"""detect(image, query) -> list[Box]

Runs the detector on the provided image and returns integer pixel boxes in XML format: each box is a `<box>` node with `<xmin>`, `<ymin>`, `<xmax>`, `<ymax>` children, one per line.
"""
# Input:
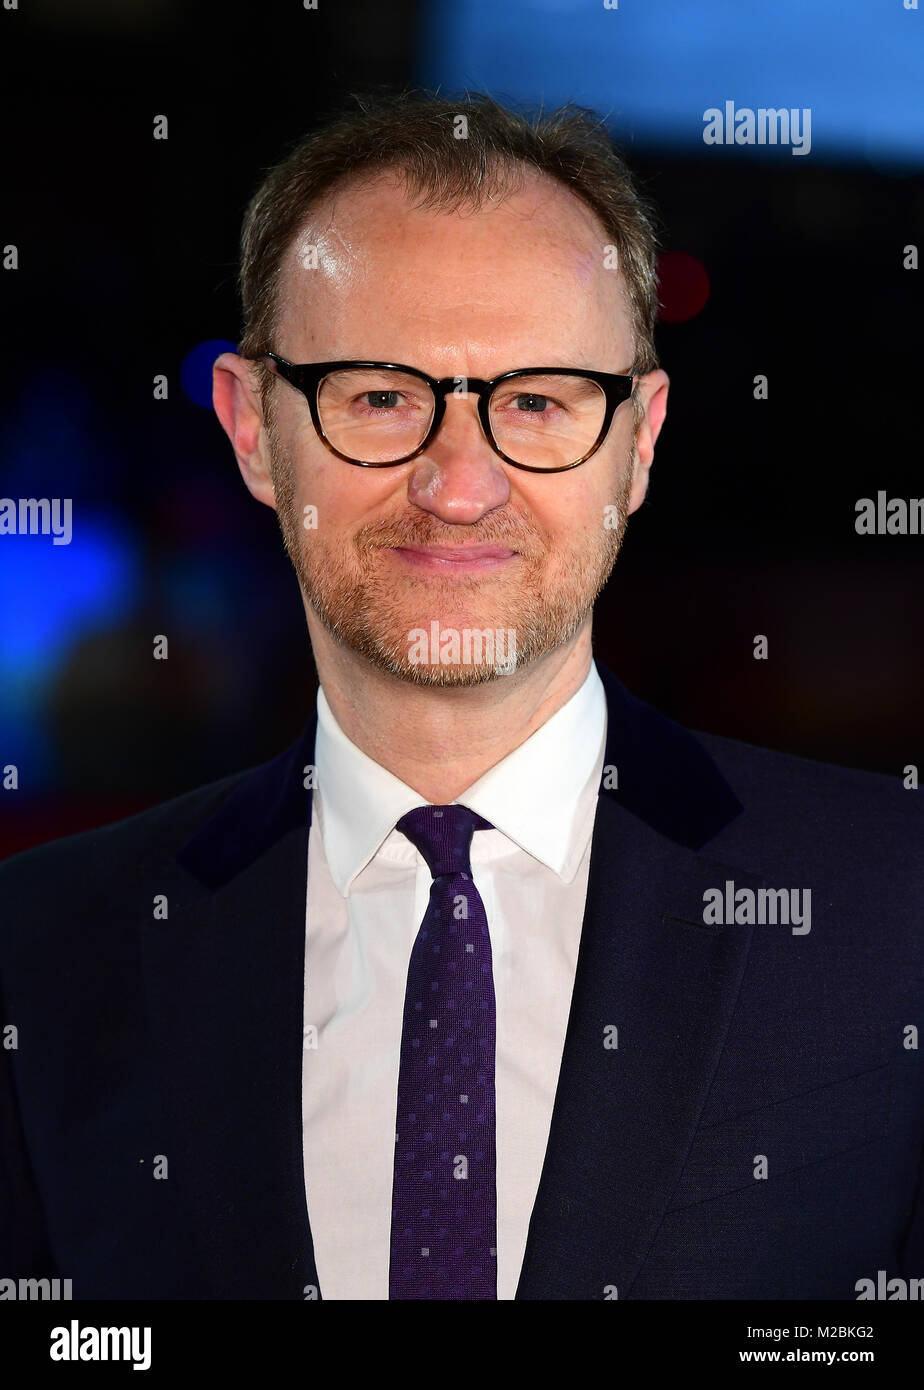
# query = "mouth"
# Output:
<box><xmin>387</xmin><ymin>544</ymin><xmax>518</xmax><ymax>573</ymax></box>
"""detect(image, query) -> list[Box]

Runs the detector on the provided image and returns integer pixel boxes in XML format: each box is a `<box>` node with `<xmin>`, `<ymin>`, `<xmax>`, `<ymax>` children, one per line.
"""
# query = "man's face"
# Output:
<box><xmin>236</xmin><ymin>170</ymin><xmax>665</xmax><ymax>686</ymax></box>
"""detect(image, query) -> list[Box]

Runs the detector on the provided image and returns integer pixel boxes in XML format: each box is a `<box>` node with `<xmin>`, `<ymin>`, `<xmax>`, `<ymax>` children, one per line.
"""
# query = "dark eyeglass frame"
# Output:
<box><xmin>251</xmin><ymin>351</ymin><xmax>637</xmax><ymax>474</ymax></box>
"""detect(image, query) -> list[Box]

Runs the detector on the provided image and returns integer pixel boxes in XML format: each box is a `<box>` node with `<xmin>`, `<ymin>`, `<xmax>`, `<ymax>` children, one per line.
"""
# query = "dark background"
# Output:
<box><xmin>0</xmin><ymin>0</ymin><xmax>921</xmax><ymax>858</ymax></box>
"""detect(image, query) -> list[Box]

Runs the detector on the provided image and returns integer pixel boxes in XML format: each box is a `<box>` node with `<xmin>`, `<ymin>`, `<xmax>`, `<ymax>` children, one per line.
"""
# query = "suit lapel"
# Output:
<box><xmin>516</xmin><ymin>662</ymin><xmax>760</xmax><ymax>1299</ymax></box>
<box><xmin>142</xmin><ymin>719</ymin><xmax>321</xmax><ymax>1298</ymax></box>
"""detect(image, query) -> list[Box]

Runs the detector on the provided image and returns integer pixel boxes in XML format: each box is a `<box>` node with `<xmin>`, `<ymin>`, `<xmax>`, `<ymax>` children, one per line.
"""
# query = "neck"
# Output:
<box><xmin>306</xmin><ymin>613</ymin><xmax>595</xmax><ymax>803</ymax></box>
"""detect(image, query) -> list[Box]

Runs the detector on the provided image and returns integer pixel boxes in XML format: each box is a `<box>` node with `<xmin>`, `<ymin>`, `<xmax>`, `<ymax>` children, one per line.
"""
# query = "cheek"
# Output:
<box><xmin>281</xmin><ymin>425</ymin><xmax>348</xmax><ymax>510</ymax></box>
<box><xmin>288</xmin><ymin>447</ymin><xmax>406</xmax><ymax>532</ymax></box>
<box><xmin>528</xmin><ymin>469</ymin><xmax>613</xmax><ymax>540</ymax></box>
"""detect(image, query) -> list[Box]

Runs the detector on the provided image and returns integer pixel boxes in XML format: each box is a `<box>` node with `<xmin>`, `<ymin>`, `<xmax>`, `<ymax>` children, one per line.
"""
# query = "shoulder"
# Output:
<box><xmin>696</xmin><ymin>726</ymin><xmax>920</xmax><ymax>824</ymax></box>
<box><xmin>694</xmin><ymin>726</ymin><xmax>922</xmax><ymax>898</ymax></box>
<box><xmin>0</xmin><ymin>767</ymin><xmax>251</xmax><ymax>920</ymax></box>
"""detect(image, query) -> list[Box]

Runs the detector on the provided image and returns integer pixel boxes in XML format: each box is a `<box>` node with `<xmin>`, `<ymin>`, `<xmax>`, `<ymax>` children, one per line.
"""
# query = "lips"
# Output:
<box><xmin>394</xmin><ymin>545</ymin><xmax>516</xmax><ymax>561</ymax></box>
<box><xmin>386</xmin><ymin>543</ymin><xmax>518</xmax><ymax>573</ymax></box>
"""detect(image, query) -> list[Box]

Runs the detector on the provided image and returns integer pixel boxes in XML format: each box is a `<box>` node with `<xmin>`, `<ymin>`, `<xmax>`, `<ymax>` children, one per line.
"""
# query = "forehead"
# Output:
<box><xmin>275</xmin><ymin>168</ymin><xmax>633</xmax><ymax>368</ymax></box>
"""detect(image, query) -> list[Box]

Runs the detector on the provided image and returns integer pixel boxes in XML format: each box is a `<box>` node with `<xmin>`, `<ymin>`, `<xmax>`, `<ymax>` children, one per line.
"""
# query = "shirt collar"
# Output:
<box><xmin>314</xmin><ymin>661</ymin><xmax>607</xmax><ymax>895</ymax></box>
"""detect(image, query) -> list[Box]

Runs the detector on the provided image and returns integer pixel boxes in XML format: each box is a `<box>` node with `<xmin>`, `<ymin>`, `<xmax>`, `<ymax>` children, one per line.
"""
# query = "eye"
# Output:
<box><xmin>514</xmin><ymin>393</ymin><xmax>550</xmax><ymax>413</ymax></box>
<box><xmin>493</xmin><ymin>389</ymin><xmax>565</xmax><ymax>417</ymax></box>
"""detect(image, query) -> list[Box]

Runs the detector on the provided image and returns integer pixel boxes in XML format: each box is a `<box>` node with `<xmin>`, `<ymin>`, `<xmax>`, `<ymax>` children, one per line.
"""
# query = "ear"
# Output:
<box><xmin>627</xmin><ymin>368</ymin><xmax>669</xmax><ymax>512</ymax></box>
<box><xmin>212</xmin><ymin>352</ymin><xmax>278</xmax><ymax>510</ymax></box>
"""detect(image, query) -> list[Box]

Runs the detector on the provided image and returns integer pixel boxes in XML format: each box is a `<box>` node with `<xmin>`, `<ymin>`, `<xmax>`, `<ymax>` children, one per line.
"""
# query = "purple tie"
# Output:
<box><xmin>389</xmin><ymin>804</ymin><xmax>497</xmax><ymax>1300</ymax></box>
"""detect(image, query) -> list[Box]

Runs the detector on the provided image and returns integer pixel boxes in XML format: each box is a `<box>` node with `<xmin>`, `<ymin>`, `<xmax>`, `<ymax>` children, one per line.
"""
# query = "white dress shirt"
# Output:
<box><xmin>301</xmin><ymin>661</ymin><xmax>608</xmax><ymax>1299</ymax></box>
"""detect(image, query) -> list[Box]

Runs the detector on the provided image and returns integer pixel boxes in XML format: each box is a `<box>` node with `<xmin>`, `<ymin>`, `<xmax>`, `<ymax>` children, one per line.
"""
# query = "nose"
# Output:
<box><xmin>406</xmin><ymin>392</ymin><xmax>511</xmax><ymax>525</ymax></box>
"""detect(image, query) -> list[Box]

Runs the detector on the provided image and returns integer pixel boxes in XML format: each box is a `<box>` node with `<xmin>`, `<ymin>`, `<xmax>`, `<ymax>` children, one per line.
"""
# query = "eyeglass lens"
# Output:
<box><xmin>316</xmin><ymin>368</ymin><xmax>608</xmax><ymax>467</ymax></box>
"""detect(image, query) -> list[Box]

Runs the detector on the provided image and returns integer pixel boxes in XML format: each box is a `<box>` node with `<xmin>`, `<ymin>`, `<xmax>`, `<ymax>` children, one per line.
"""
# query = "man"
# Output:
<box><xmin>1</xmin><ymin>92</ymin><xmax>921</xmax><ymax>1302</ymax></box>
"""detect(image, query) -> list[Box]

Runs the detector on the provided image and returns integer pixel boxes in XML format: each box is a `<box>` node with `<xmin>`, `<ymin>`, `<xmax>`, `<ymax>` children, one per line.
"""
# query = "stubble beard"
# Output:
<box><xmin>266</xmin><ymin>412</ymin><xmax>635</xmax><ymax>687</ymax></box>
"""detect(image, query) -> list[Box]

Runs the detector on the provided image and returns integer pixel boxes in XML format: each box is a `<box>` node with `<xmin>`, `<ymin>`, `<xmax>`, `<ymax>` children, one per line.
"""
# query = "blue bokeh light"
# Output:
<box><xmin>420</xmin><ymin>0</ymin><xmax>924</xmax><ymax>168</ymax></box>
<box><xmin>0</xmin><ymin>517</ymin><xmax>140</xmax><ymax>682</ymax></box>
<box><xmin>180</xmin><ymin>339</ymin><xmax>238</xmax><ymax>410</ymax></box>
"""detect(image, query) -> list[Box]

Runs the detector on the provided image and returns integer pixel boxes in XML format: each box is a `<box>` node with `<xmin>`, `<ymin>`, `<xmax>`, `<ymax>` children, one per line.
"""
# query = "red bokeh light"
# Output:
<box><xmin>656</xmin><ymin>250</ymin><xmax>711</xmax><ymax>323</ymax></box>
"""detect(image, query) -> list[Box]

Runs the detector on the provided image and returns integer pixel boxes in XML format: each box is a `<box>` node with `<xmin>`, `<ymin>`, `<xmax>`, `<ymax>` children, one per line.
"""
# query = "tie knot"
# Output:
<box><xmin>396</xmin><ymin>804</ymin><xmax>493</xmax><ymax>880</ymax></box>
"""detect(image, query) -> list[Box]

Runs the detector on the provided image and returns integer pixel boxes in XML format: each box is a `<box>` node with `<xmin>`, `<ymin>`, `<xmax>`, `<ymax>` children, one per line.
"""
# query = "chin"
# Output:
<box><xmin>371</xmin><ymin>655</ymin><xmax>519</xmax><ymax>688</ymax></box>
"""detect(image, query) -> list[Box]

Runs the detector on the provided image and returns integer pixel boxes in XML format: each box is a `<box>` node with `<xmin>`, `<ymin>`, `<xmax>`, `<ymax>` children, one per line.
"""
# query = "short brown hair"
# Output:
<box><xmin>237</xmin><ymin>88</ymin><xmax>661</xmax><ymax>420</ymax></box>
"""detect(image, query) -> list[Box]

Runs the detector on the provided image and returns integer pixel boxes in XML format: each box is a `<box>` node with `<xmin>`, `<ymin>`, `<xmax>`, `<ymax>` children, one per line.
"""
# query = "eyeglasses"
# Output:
<box><xmin>251</xmin><ymin>352</ymin><xmax>637</xmax><ymax>473</ymax></box>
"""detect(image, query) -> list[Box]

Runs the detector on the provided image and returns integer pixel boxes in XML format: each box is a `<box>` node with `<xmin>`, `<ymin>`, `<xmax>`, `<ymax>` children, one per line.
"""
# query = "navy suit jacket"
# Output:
<box><xmin>1</xmin><ymin>661</ymin><xmax>922</xmax><ymax>1299</ymax></box>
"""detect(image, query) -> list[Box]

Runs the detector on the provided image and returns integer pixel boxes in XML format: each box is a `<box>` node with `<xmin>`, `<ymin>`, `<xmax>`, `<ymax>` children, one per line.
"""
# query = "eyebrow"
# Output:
<box><xmin>315</xmin><ymin>356</ymin><xmax>614</xmax><ymax>373</ymax></box>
